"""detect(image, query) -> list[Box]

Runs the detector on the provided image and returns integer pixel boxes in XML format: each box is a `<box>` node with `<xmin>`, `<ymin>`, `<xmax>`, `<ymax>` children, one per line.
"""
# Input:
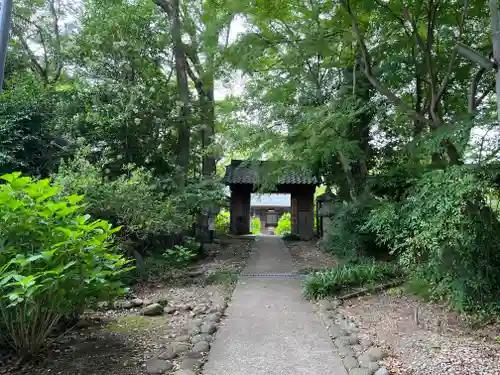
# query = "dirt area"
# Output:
<box><xmin>292</xmin><ymin>241</ymin><xmax>500</xmax><ymax>375</ymax></box>
<box><xmin>338</xmin><ymin>292</ymin><xmax>500</xmax><ymax>375</ymax></box>
<box><xmin>284</xmin><ymin>239</ymin><xmax>337</xmax><ymax>273</ymax></box>
<box><xmin>4</xmin><ymin>236</ymin><xmax>253</xmax><ymax>375</ymax></box>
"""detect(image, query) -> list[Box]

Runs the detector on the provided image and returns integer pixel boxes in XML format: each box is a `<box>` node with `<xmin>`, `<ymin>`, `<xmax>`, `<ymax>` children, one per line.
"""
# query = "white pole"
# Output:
<box><xmin>0</xmin><ymin>0</ymin><xmax>14</xmax><ymax>93</ymax></box>
<box><xmin>490</xmin><ymin>0</ymin><xmax>500</xmax><ymax>123</ymax></box>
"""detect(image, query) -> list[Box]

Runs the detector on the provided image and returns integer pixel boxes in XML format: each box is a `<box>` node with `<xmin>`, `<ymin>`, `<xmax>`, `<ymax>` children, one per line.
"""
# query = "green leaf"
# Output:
<box><xmin>1</xmin><ymin>172</ymin><xmax>22</xmax><ymax>183</ymax></box>
<box><xmin>66</xmin><ymin>194</ymin><xmax>84</xmax><ymax>204</ymax></box>
<box><xmin>55</xmin><ymin>227</ymin><xmax>73</xmax><ymax>237</ymax></box>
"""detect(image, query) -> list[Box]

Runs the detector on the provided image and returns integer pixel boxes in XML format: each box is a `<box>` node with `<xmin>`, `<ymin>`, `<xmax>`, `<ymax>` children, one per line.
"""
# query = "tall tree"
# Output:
<box><xmin>10</xmin><ymin>0</ymin><xmax>74</xmax><ymax>84</ymax></box>
<box><xmin>172</xmin><ymin>0</ymin><xmax>235</xmax><ymax>178</ymax></box>
<box><xmin>340</xmin><ymin>0</ymin><xmax>495</xmax><ymax>165</ymax></box>
<box><xmin>156</xmin><ymin>0</ymin><xmax>191</xmax><ymax>186</ymax></box>
<box><xmin>220</xmin><ymin>0</ymin><xmax>376</xmax><ymax>197</ymax></box>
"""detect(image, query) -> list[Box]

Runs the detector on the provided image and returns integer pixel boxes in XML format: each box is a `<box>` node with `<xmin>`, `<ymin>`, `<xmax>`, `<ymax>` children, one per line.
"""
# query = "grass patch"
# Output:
<box><xmin>204</xmin><ymin>270</ymin><xmax>238</xmax><ymax>285</ymax></box>
<box><xmin>302</xmin><ymin>261</ymin><xmax>404</xmax><ymax>299</ymax></box>
<box><xmin>297</xmin><ymin>266</ymin><xmax>324</xmax><ymax>275</ymax></box>
<box><xmin>107</xmin><ymin>315</ymin><xmax>157</xmax><ymax>333</ymax></box>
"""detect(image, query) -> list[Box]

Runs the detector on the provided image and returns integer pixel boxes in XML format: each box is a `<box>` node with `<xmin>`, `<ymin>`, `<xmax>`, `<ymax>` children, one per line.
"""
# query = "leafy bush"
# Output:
<box><xmin>365</xmin><ymin>166</ymin><xmax>500</xmax><ymax>312</ymax></box>
<box><xmin>275</xmin><ymin>212</ymin><xmax>291</xmax><ymax>235</ymax></box>
<box><xmin>174</xmin><ymin>178</ymin><xmax>226</xmax><ymax>219</ymax></box>
<box><xmin>250</xmin><ymin>217</ymin><xmax>261</xmax><ymax>234</ymax></box>
<box><xmin>215</xmin><ymin>210</ymin><xmax>230</xmax><ymax>233</ymax></box>
<box><xmin>0</xmin><ymin>76</ymin><xmax>69</xmax><ymax>177</ymax></box>
<box><xmin>164</xmin><ymin>245</ymin><xmax>197</xmax><ymax>267</ymax></box>
<box><xmin>303</xmin><ymin>261</ymin><xmax>404</xmax><ymax>299</ymax></box>
<box><xmin>323</xmin><ymin>194</ymin><xmax>385</xmax><ymax>260</ymax></box>
<box><xmin>53</xmin><ymin>154</ymin><xmax>191</xmax><ymax>250</ymax></box>
<box><xmin>142</xmin><ymin>244</ymin><xmax>197</xmax><ymax>282</ymax></box>
<box><xmin>0</xmin><ymin>173</ymin><xmax>131</xmax><ymax>355</ymax></box>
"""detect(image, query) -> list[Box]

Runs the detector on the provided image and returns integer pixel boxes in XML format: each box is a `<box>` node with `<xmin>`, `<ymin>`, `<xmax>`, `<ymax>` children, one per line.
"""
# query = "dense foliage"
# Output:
<box><xmin>0</xmin><ymin>173</ymin><xmax>131</xmax><ymax>355</ymax></box>
<box><xmin>217</xmin><ymin>0</ymin><xmax>500</xmax><ymax>314</ymax></box>
<box><xmin>322</xmin><ymin>195</ymin><xmax>381</xmax><ymax>260</ymax></box>
<box><xmin>250</xmin><ymin>217</ymin><xmax>261</xmax><ymax>234</ymax></box>
<box><xmin>365</xmin><ymin>166</ymin><xmax>500</xmax><ymax>311</ymax></box>
<box><xmin>215</xmin><ymin>210</ymin><xmax>231</xmax><ymax>233</ymax></box>
<box><xmin>275</xmin><ymin>212</ymin><xmax>291</xmax><ymax>236</ymax></box>
<box><xmin>54</xmin><ymin>154</ymin><xmax>189</xmax><ymax>252</ymax></box>
<box><xmin>0</xmin><ymin>0</ymin><xmax>232</xmax><ymax>355</ymax></box>
<box><xmin>3</xmin><ymin>2</ymin><xmax>500</xmax><ymax>355</ymax></box>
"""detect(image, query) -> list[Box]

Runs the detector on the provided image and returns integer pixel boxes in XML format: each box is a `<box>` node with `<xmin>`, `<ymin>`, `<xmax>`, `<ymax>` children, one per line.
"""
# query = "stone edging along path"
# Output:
<box><xmin>144</xmin><ymin>300</ymin><xmax>228</xmax><ymax>375</ymax></box>
<box><xmin>316</xmin><ymin>299</ymin><xmax>390</xmax><ymax>375</ymax></box>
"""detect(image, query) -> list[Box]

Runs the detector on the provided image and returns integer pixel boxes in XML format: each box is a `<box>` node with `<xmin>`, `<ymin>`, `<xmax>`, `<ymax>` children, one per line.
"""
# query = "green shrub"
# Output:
<box><xmin>140</xmin><ymin>249</ymin><xmax>195</xmax><ymax>282</ymax></box>
<box><xmin>365</xmin><ymin>166</ymin><xmax>500</xmax><ymax>312</ymax></box>
<box><xmin>250</xmin><ymin>217</ymin><xmax>261</xmax><ymax>234</ymax></box>
<box><xmin>215</xmin><ymin>210</ymin><xmax>230</xmax><ymax>233</ymax></box>
<box><xmin>53</xmin><ymin>154</ymin><xmax>191</xmax><ymax>249</ymax></box>
<box><xmin>0</xmin><ymin>173</ymin><xmax>132</xmax><ymax>356</ymax></box>
<box><xmin>128</xmin><ymin>235</ymin><xmax>200</xmax><ymax>282</ymax></box>
<box><xmin>323</xmin><ymin>194</ymin><xmax>385</xmax><ymax>260</ymax></box>
<box><xmin>303</xmin><ymin>261</ymin><xmax>404</xmax><ymax>299</ymax></box>
<box><xmin>275</xmin><ymin>212</ymin><xmax>291</xmax><ymax>236</ymax></box>
<box><xmin>0</xmin><ymin>76</ymin><xmax>68</xmax><ymax>177</ymax></box>
<box><xmin>164</xmin><ymin>245</ymin><xmax>197</xmax><ymax>267</ymax></box>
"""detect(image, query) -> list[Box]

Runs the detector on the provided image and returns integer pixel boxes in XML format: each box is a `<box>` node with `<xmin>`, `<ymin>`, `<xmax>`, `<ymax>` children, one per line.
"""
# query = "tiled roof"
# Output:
<box><xmin>223</xmin><ymin>160</ymin><xmax>318</xmax><ymax>185</ymax></box>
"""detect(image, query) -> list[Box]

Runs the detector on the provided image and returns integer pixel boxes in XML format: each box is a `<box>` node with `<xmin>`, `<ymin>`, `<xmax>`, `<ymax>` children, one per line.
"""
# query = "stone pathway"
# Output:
<box><xmin>202</xmin><ymin>236</ymin><xmax>347</xmax><ymax>375</ymax></box>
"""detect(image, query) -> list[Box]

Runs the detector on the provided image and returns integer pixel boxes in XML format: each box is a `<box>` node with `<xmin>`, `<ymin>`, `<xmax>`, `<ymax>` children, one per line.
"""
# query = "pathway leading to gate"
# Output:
<box><xmin>203</xmin><ymin>236</ymin><xmax>347</xmax><ymax>375</ymax></box>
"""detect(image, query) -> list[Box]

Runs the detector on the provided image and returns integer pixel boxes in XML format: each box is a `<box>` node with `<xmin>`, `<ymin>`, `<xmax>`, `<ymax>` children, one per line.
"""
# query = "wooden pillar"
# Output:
<box><xmin>291</xmin><ymin>194</ymin><xmax>298</xmax><ymax>236</ymax></box>
<box><xmin>292</xmin><ymin>186</ymin><xmax>315</xmax><ymax>240</ymax></box>
<box><xmin>230</xmin><ymin>185</ymin><xmax>251</xmax><ymax>234</ymax></box>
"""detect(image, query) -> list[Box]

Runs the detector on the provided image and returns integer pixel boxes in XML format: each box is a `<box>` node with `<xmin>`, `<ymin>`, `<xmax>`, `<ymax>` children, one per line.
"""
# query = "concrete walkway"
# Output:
<box><xmin>203</xmin><ymin>236</ymin><xmax>347</xmax><ymax>375</ymax></box>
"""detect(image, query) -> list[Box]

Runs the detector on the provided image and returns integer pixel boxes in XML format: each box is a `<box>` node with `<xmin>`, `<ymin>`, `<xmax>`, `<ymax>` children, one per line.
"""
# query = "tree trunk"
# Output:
<box><xmin>413</xmin><ymin>45</ymin><xmax>424</xmax><ymax>137</ymax></box>
<box><xmin>339</xmin><ymin>64</ymin><xmax>372</xmax><ymax>199</ymax></box>
<box><xmin>201</xmin><ymin>83</ymin><xmax>216</xmax><ymax>177</ymax></box>
<box><xmin>158</xmin><ymin>0</ymin><xmax>190</xmax><ymax>186</ymax></box>
<box><xmin>490</xmin><ymin>0</ymin><xmax>500</xmax><ymax>124</ymax></box>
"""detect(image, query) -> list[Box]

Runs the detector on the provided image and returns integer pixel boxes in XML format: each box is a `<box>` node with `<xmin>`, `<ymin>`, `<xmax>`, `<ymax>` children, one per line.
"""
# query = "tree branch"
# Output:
<box><xmin>249</xmin><ymin>30</ymin><xmax>342</xmax><ymax>47</ymax></box>
<box><xmin>183</xmin><ymin>43</ymin><xmax>204</xmax><ymax>77</ymax></box>
<box><xmin>11</xmin><ymin>25</ymin><xmax>48</xmax><ymax>83</ymax></box>
<box><xmin>341</xmin><ymin>0</ymin><xmax>432</xmax><ymax>126</ymax></box>
<box><xmin>48</xmin><ymin>0</ymin><xmax>63</xmax><ymax>83</ymax></box>
<box><xmin>155</xmin><ymin>0</ymin><xmax>173</xmax><ymax>17</ymax></box>
<box><xmin>468</xmin><ymin>67</ymin><xmax>486</xmax><ymax>113</ymax></box>
<box><xmin>475</xmin><ymin>81</ymin><xmax>495</xmax><ymax>109</ymax></box>
<box><xmin>404</xmin><ymin>7</ymin><xmax>434</xmax><ymax>87</ymax></box>
<box><xmin>433</xmin><ymin>0</ymin><xmax>469</xmax><ymax>110</ymax></box>
<box><xmin>372</xmin><ymin>0</ymin><xmax>412</xmax><ymax>38</ymax></box>
<box><xmin>185</xmin><ymin>59</ymin><xmax>204</xmax><ymax>95</ymax></box>
<box><xmin>224</xmin><ymin>21</ymin><xmax>232</xmax><ymax>49</ymax></box>
<box><xmin>404</xmin><ymin>6</ymin><xmax>439</xmax><ymax>125</ymax></box>
<box><xmin>457</xmin><ymin>43</ymin><xmax>496</xmax><ymax>69</ymax></box>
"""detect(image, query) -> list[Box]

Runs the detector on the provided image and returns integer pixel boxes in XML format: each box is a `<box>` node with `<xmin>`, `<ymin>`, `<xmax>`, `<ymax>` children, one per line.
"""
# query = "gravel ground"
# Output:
<box><xmin>4</xmin><ymin>237</ymin><xmax>253</xmax><ymax>375</ymax></box>
<box><xmin>337</xmin><ymin>293</ymin><xmax>500</xmax><ymax>375</ymax></box>
<box><xmin>284</xmin><ymin>239</ymin><xmax>337</xmax><ymax>272</ymax></box>
<box><xmin>287</xmin><ymin>240</ymin><xmax>499</xmax><ymax>375</ymax></box>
